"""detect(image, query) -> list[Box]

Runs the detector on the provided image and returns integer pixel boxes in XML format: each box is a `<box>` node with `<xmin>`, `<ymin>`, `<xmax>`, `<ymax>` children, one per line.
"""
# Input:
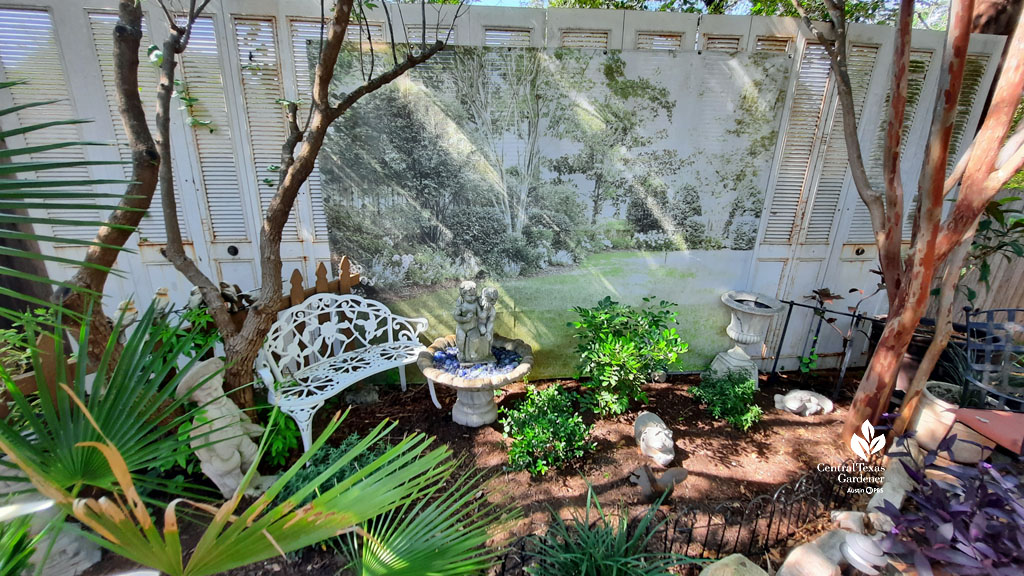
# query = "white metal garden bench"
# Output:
<box><xmin>256</xmin><ymin>292</ymin><xmax>428</xmax><ymax>452</ymax></box>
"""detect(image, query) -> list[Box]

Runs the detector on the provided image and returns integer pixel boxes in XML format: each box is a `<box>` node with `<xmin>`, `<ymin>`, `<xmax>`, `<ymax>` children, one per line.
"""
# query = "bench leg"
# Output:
<box><xmin>281</xmin><ymin>402</ymin><xmax>322</xmax><ymax>455</ymax></box>
<box><xmin>428</xmin><ymin>379</ymin><xmax>442</xmax><ymax>410</ymax></box>
<box><xmin>399</xmin><ymin>364</ymin><xmax>408</xmax><ymax>392</ymax></box>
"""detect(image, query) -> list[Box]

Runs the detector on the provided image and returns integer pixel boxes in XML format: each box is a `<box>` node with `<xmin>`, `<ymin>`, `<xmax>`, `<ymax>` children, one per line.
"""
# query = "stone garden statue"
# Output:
<box><xmin>176</xmin><ymin>358</ymin><xmax>273</xmax><ymax>498</ymax></box>
<box><xmin>634</xmin><ymin>411</ymin><xmax>675</xmax><ymax>467</ymax></box>
<box><xmin>454</xmin><ymin>281</ymin><xmax>479</xmax><ymax>364</ymax></box>
<box><xmin>453</xmin><ymin>281</ymin><xmax>497</xmax><ymax>365</ymax></box>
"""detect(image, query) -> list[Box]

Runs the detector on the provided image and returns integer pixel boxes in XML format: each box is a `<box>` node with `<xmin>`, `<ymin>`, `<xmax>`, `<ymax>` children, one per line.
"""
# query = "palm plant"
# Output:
<box><xmin>0</xmin><ymin>303</ymin><xmax>222</xmax><ymax>497</ymax></box>
<box><xmin>0</xmin><ymin>80</ymin><xmax>132</xmax><ymax>327</ymax></box>
<box><xmin>346</xmin><ymin>469</ymin><xmax>518</xmax><ymax>576</ymax></box>
<box><xmin>527</xmin><ymin>485</ymin><xmax>702</xmax><ymax>576</ymax></box>
<box><xmin>1</xmin><ymin>394</ymin><xmax>513</xmax><ymax>576</ymax></box>
<box><xmin>0</xmin><ymin>515</ymin><xmax>40</xmax><ymax>576</ymax></box>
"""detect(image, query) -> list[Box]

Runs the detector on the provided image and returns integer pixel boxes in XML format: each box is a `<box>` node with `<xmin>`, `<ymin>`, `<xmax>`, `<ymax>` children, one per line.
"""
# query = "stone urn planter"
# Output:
<box><xmin>907</xmin><ymin>381</ymin><xmax>997</xmax><ymax>463</ymax></box>
<box><xmin>416</xmin><ymin>334</ymin><xmax>533</xmax><ymax>427</ymax></box>
<box><xmin>710</xmin><ymin>290</ymin><xmax>785</xmax><ymax>383</ymax></box>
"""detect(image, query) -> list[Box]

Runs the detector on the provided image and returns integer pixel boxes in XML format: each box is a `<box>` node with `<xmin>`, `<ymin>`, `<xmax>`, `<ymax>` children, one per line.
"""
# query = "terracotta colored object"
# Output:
<box><xmin>416</xmin><ymin>334</ymin><xmax>533</xmax><ymax>427</ymax></box>
<box><xmin>952</xmin><ymin>408</ymin><xmax>1024</xmax><ymax>455</ymax></box>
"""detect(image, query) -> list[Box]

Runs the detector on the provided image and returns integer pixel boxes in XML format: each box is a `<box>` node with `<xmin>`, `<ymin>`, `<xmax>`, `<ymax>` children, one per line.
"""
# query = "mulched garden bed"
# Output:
<box><xmin>85</xmin><ymin>370</ymin><xmax>857</xmax><ymax>576</ymax></box>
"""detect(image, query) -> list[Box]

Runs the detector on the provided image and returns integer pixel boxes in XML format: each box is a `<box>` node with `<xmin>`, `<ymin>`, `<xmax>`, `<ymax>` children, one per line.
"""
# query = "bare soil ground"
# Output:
<box><xmin>85</xmin><ymin>370</ymin><xmax>857</xmax><ymax>576</ymax></box>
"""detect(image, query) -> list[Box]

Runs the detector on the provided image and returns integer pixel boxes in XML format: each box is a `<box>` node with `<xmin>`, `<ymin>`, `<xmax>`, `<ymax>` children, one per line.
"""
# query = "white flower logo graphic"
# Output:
<box><xmin>850</xmin><ymin>419</ymin><xmax>886</xmax><ymax>461</ymax></box>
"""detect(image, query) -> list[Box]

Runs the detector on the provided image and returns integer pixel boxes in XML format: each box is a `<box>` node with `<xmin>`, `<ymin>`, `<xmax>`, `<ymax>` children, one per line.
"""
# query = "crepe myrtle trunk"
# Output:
<box><xmin>788</xmin><ymin>0</ymin><xmax>1024</xmax><ymax>443</ymax></box>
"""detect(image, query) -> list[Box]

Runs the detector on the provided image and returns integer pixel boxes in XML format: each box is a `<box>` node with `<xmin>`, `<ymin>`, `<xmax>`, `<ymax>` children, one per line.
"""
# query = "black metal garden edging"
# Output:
<box><xmin>496</xmin><ymin>457</ymin><xmax>881</xmax><ymax>575</ymax></box>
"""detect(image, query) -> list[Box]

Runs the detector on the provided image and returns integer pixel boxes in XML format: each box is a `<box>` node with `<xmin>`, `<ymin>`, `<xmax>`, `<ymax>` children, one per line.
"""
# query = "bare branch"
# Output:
<box><xmin>876</xmin><ymin>0</ymin><xmax>916</xmax><ymax>301</ymax></box>
<box><xmin>892</xmin><ymin>238</ymin><xmax>971</xmax><ymax>436</ymax></box>
<box><xmin>154</xmin><ymin>0</ymin><xmax>182</xmax><ymax>34</ymax></box>
<box><xmin>329</xmin><ymin>40</ymin><xmax>446</xmax><ymax>120</ymax></box>
<box><xmin>944</xmin><ymin>139</ymin><xmax>974</xmax><ymax>195</ymax></box>
<box><xmin>153</xmin><ymin>2</ymin><xmax>235</xmax><ymax>336</ymax></box>
<box><xmin>381</xmin><ymin>1</ymin><xmax>399</xmax><ymax>66</ymax></box>
<box><xmin>914</xmin><ymin>0</ymin><xmax>974</xmax><ymax>261</ymax></box>
<box><xmin>279</xmin><ymin>103</ymin><xmax>303</xmax><ymax>183</ymax></box>
<box><xmin>312</xmin><ymin>0</ymin><xmax>356</xmax><ymax>110</ymax></box>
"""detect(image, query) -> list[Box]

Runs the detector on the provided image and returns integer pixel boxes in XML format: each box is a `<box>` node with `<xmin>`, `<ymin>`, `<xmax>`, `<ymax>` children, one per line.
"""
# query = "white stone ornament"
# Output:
<box><xmin>177</xmin><ymin>358</ymin><xmax>272</xmax><ymax>499</ymax></box>
<box><xmin>634</xmin><ymin>411</ymin><xmax>675</xmax><ymax>467</ymax></box>
<box><xmin>710</xmin><ymin>291</ymin><xmax>785</xmax><ymax>386</ymax></box>
<box><xmin>773</xmin><ymin>389</ymin><xmax>835</xmax><ymax>416</ymax></box>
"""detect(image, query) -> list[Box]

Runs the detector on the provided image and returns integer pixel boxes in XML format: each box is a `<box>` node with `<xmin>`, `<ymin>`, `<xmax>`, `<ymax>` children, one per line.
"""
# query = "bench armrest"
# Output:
<box><xmin>391</xmin><ymin>314</ymin><xmax>429</xmax><ymax>341</ymax></box>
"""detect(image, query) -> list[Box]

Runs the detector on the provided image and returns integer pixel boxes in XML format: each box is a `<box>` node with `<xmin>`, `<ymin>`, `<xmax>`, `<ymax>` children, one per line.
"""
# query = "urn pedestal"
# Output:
<box><xmin>710</xmin><ymin>290</ymin><xmax>785</xmax><ymax>385</ymax></box>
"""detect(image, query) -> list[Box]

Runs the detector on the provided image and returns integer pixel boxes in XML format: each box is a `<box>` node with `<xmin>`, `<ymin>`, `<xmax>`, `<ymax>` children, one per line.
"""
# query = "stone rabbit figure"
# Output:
<box><xmin>634</xmin><ymin>411</ymin><xmax>675</xmax><ymax>467</ymax></box>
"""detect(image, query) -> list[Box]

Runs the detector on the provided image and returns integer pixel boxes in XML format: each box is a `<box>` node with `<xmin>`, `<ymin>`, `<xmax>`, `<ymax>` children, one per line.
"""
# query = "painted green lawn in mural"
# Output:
<box><xmin>388</xmin><ymin>250</ymin><xmax>738</xmax><ymax>377</ymax></box>
<box><xmin>316</xmin><ymin>44</ymin><xmax>792</xmax><ymax>377</ymax></box>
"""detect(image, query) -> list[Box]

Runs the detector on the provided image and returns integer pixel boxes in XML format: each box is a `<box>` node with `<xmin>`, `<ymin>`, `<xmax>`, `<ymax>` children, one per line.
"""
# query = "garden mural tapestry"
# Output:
<box><xmin>317</xmin><ymin>45</ymin><xmax>792</xmax><ymax>376</ymax></box>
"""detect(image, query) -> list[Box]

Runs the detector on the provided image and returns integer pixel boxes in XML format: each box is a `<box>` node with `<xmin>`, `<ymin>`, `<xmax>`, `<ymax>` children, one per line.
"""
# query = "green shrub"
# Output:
<box><xmin>569</xmin><ymin>297</ymin><xmax>688</xmax><ymax>416</ymax></box>
<box><xmin>279</xmin><ymin>433</ymin><xmax>394</xmax><ymax>506</ymax></box>
<box><xmin>691</xmin><ymin>370</ymin><xmax>763</xmax><ymax>432</ymax></box>
<box><xmin>500</xmin><ymin>385</ymin><xmax>595</xmax><ymax>476</ymax></box>
<box><xmin>258</xmin><ymin>404</ymin><xmax>303</xmax><ymax>470</ymax></box>
<box><xmin>527</xmin><ymin>485</ymin><xmax>703</xmax><ymax>576</ymax></box>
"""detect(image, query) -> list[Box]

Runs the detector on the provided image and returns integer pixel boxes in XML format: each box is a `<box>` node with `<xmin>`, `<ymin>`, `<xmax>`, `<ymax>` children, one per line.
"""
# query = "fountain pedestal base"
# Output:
<box><xmin>710</xmin><ymin>345</ymin><xmax>759</xmax><ymax>386</ymax></box>
<box><xmin>452</xmin><ymin>389</ymin><xmax>499</xmax><ymax>427</ymax></box>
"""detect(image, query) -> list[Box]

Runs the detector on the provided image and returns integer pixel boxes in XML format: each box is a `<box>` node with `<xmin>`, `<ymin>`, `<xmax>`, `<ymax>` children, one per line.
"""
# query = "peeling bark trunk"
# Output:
<box><xmin>60</xmin><ymin>1</ymin><xmax>160</xmax><ymax>365</ymax></box>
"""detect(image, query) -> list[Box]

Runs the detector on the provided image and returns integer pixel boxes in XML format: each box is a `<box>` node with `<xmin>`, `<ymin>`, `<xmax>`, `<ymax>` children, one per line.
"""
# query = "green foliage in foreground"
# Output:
<box><xmin>500</xmin><ymin>385</ymin><xmax>595</xmax><ymax>476</ymax></box>
<box><xmin>1</xmin><ymin>401</ymin><xmax>515</xmax><ymax>576</ymax></box>
<box><xmin>0</xmin><ymin>80</ymin><xmax>132</xmax><ymax>325</ymax></box>
<box><xmin>570</xmin><ymin>296</ymin><xmax>688</xmax><ymax>416</ymax></box>
<box><xmin>0</xmin><ymin>304</ymin><xmax>221</xmax><ymax>497</ymax></box>
<box><xmin>0</xmin><ymin>515</ymin><xmax>40</xmax><ymax>576</ymax></box>
<box><xmin>692</xmin><ymin>370</ymin><xmax>763</xmax><ymax>432</ymax></box>
<box><xmin>526</xmin><ymin>485</ymin><xmax>704</xmax><ymax>576</ymax></box>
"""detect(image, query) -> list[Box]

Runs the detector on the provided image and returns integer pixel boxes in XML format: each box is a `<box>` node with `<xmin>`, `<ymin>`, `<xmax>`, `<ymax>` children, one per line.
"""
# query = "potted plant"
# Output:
<box><xmin>906</xmin><ymin>345</ymin><xmax>996</xmax><ymax>463</ymax></box>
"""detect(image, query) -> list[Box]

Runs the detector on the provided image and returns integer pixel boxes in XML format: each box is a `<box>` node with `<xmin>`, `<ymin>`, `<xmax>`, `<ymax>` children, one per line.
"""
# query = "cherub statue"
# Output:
<box><xmin>453</xmin><ymin>280</ymin><xmax>480</xmax><ymax>364</ymax></box>
<box><xmin>176</xmin><ymin>358</ymin><xmax>271</xmax><ymax>499</ymax></box>
<box><xmin>469</xmin><ymin>287</ymin><xmax>498</xmax><ymax>364</ymax></box>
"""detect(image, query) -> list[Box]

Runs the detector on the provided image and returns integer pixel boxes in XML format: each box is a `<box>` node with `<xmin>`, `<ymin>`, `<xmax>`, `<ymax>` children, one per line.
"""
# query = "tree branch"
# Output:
<box><xmin>153</xmin><ymin>4</ymin><xmax>237</xmax><ymax>336</ymax></box>
<box><xmin>892</xmin><ymin>237</ymin><xmax>971</xmax><ymax>436</ymax></box>
<box><xmin>913</xmin><ymin>0</ymin><xmax>975</xmax><ymax>271</ymax></box>
<box><xmin>876</xmin><ymin>0</ymin><xmax>916</xmax><ymax>306</ymax></box>
<box><xmin>939</xmin><ymin>2</ymin><xmax>1024</xmax><ymax>258</ymax></box>
<box><xmin>329</xmin><ymin>40</ymin><xmax>446</xmax><ymax>120</ymax></box>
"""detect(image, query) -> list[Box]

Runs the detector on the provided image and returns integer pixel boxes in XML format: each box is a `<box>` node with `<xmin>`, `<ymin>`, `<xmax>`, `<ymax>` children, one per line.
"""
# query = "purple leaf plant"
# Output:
<box><xmin>879</xmin><ymin>433</ymin><xmax>1024</xmax><ymax>575</ymax></box>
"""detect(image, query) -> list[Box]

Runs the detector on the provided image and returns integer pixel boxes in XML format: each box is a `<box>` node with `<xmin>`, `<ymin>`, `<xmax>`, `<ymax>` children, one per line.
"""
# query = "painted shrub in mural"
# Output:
<box><xmin>318</xmin><ymin>44</ymin><xmax>791</xmax><ymax>376</ymax></box>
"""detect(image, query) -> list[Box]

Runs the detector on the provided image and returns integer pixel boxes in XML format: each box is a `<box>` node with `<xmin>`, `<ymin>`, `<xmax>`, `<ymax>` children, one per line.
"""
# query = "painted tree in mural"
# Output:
<box><xmin>790</xmin><ymin>0</ymin><xmax>1024</xmax><ymax>441</ymax></box>
<box><xmin>550</xmin><ymin>52</ymin><xmax>678</xmax><ymax>225</ymax></box>
<box><xmin>437</xmin><ymin>48</ymin><xmax>548</xmax><ymax>236</ymax></box>
<box><xmin>61</xmin><ymin>0</ymin><xmax>463</xmax><ymax>407</ymax></box>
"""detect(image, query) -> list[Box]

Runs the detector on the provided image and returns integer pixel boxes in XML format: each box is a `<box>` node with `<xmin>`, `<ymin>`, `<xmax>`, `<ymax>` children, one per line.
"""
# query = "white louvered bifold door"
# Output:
<box><xmin>801</xmin><ymin>44</ymin><xmax>878</xmax><ymax>245</ymax></box>
<box><xmin>235</xmin><ymin>17</ymin><xmax>296</xmax><ymax>239</ymax></box>
<box><xmin>0</xmin><ymin>9</ymin><xmax>99</xmax><ymax>245</ymax></box>
<box><xmin>760</xmin><ymin>42</ymin><xmax>832</xmax><ymax>245</ymax></box>
<box><xmin>86</xmin><ymin>11</ymin><xmax>188</xmax><ymax>244</ymax></box>
<box><xmin>846</xmin><ymin>48</ymin><xmax>934</xmax><ymax>244</ymax></box>
<box><xmin>178</xmin><ymin>16</ymin><xmax>249</xmax><ymax>242</ymax></box>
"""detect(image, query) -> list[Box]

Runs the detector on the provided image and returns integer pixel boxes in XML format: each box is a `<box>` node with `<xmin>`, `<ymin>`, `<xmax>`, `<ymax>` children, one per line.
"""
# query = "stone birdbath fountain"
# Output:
<box><xmin>710</xmin><ymin>290</ymin><xmax>785</xmax><ymax>384</ymax></box>
<box><xmin>416</xmin><ymin>281</ymin><xmax>533</xmax><ymax>427</ymax></box>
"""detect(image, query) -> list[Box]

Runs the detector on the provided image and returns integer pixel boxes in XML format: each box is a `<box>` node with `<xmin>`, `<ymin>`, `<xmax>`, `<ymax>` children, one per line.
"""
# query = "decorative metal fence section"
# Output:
<box><xmin>497</xmin><ymin>458</ymin><xmax>880</xmax><ymax>575</ymax></box>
